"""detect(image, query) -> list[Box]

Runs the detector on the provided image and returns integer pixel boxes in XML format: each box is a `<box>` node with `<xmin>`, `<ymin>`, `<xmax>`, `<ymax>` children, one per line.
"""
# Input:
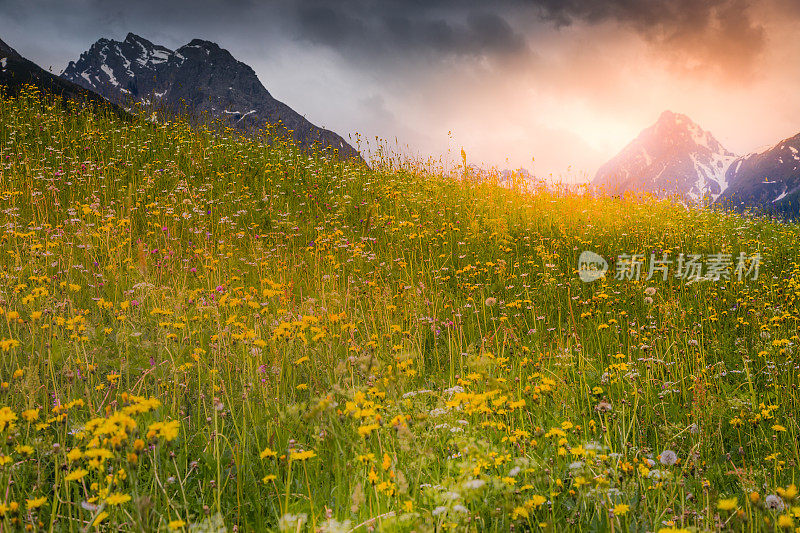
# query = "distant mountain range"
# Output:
<box><xmin>715</xmin><ymin>133</ymin><xmax>800</xmax><ymax>218</ymax></box>
<box><xmin>0</xmin><ymin>36</ymin><xmax>126</xmax><ymax>116</ymax></box>
<box><xmin>3</xmin><ymin>33</ymin><xmax>798</xmax><ymax>218</ymax></box>
<box><xmin>594</xmin><ymin>111</ymin><xmax>799</xmax><ymax>217</ymax></box>
<box><xmin>60</xmin><ymin>33</ymin><xmax>360</xmax><ymax>161</ymax></box>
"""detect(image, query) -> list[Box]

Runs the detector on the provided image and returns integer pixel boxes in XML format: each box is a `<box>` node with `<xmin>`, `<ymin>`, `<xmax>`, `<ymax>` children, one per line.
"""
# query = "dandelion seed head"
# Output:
<box><xmin>659</xmin><ymin>450</ymin><xmax>678</xmax><ymax>466</ymax></box>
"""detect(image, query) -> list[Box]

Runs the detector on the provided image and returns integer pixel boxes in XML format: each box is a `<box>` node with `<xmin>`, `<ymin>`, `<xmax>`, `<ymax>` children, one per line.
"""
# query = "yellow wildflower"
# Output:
<box><xmin>26</xmin><ymin>496</ymin><xmax>47</xmax><ymax>509</ymax></box>
<box><xmin>613</xmin><ymin>503</ymin><xmax>630</xmax><ymax>515</ymax></box>
<box><xmin>105</xmin><ymin>493</ymin><xmax>132</xmax><ymax>505</ymax></box>
<box><xmin>260</xmin><ymin>447</ymin><xmax>277</xmax><ymax>459</ymax></box>
<box><xmin>65</xmin><ymin>469</ymin><xmax>89</xmax><ymax>482</ymax></box>
<box><xmin>289</xmin><ymin>450</ymin><xmax>317</xmax><ymax>461</ymax></box>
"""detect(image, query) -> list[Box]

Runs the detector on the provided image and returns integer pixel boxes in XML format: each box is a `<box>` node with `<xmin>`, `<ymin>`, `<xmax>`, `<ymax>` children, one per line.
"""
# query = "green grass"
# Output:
<box><xmin>0</xmin><ymin>85</ymin><xmax>799</xmax><ymax>532</ymax></box>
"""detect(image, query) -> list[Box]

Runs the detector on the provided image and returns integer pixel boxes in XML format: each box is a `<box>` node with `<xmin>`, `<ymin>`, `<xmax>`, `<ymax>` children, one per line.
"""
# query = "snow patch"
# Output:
<box><xmin>0</xmin><ymin>57</ymin><xmax>6</xmax><ymax>70</ymax></box>
<box><xmin>773</xmin><ymin>188</ymin><xmax>788</xmax><ymax>203</ymax></box>
<box><xmin>712</xmin><ymin>153</ymin><xmax>735</xmax><ymax>197</ymax></box>
<box><xmin>132</xmin><ymin>43</ymin><xmax>175</xmax><ymax>67</ymax></box>
<box><xmin>237</xmin><ymin>110</ymin><xmax>256</xmax><ymax>122</ymax></box>
<box><xmin>150</xmin><ymin>49</ymin><xmax>170</xmax><ymax>63</ymax></box>
<box><xmin>121</xmin><ymin>55</ymin><xmax>134</xmax><ymax>77</ymax></box>
<box><xmin>688</xmin><ymin>150</ymin><xmax>735</xmax><ymax>202</ymax></box>
<box><xmin>133</xmin><ymin>38</ymin><xmax>148</xmax><ymax>56</ymax></box>
<box><xmin>222</xmin><ymin>109</ymin><xmax>257</xmax><ymax>122</ymax></box>
<box><xmin>184</xmin><ymin>44</ymin><xmax>210</xmax><ymax>55</ymax></box>
<box><xmin>100</xmin><ymin>64</ymin><xmax>119</xmax><ymax>86</ymax></box>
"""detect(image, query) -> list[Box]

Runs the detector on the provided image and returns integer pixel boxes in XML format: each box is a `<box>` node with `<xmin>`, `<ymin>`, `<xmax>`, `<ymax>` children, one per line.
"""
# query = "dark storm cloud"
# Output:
<box><xmin>292</xmin><ymin>3</ymin><xmax>527</xmax><ymax>60</ymax></box>
<box><xmin>531</xmin><ymin>0</ymin><xmax>751</xmax><ymax>31</ymax></box>
<box><xmin>0</xmin><ymin>0</ymin><xmax>782</xmax><ymax>76</ymax></box>
<box><xmin>285</xmin><ymin>0</ymin><xmax>768</xmax><ymax>74</ymax></box>
<box><xmin>528</xmin><ymin>0</ymin><xmax>767</xmax><ymax>74</ymax></box>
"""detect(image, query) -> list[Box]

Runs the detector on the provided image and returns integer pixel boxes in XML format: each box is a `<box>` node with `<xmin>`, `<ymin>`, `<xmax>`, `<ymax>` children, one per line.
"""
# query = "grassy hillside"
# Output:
<box><xmin>1</xmin><ymin>85</ymin><xmax>799</xmax><ymax>531</ymax></box>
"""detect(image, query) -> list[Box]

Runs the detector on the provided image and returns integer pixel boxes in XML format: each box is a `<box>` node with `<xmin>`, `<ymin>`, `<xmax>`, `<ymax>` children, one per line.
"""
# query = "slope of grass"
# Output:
<box><xmin>1</xmin><ymin>86</ymin><xmax>799</xmax><ymax>531</ymax></box>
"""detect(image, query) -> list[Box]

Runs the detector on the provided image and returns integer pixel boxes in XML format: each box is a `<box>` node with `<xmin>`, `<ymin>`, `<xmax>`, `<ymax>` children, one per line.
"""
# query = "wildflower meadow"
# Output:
<box><xmin>0</xmin><ymin>86</ymin><xmax>799</xmax><ymax>531</ymax></box>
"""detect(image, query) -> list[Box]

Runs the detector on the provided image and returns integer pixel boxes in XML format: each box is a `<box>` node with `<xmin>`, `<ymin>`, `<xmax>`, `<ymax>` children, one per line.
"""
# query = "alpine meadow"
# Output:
<box><xmin>1</xmin><ymin>83</ymin><xmax>799</xmax><ymax>532</ymax></box>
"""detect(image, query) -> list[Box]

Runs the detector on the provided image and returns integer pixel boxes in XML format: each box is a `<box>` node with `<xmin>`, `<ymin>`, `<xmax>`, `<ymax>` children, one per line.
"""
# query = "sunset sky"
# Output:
<box><xmin>2</xmin><ymin>0</ymin><xmax>799</xmax><ymax>180</ymax></box>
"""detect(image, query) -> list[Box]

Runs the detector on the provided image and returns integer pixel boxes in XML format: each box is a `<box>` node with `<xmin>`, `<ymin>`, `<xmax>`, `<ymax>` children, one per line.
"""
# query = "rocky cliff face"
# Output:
<box><xmin>62</xmin><ymin>33</ymin><xmax>361</xmax><ymax>161</ymax></box>
<box><xmin>715</xmin><ymin>132</ymin><xmax>800</xmax><ymax>218</ymax></box>
<box><xmin>1</xmin><ymin>36</ymin><xmax>124</xmax><ymax>115</ymax></box>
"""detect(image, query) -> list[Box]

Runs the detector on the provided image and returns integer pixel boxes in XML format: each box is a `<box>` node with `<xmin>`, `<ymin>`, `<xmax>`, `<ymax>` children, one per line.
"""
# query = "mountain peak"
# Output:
<box><xmin>655</xmin><ymin>110</ymin><xmax>696</xmax><ymax>129</ymax></box>
<box><xmin>124</xmin><ymin>33</ymin><xmax>156</xmax><ymax>48</ymax></box>
<box><xmin>658</xmin><ymin>109</ymin><xmax>683</xmax><ymax>121</ymax></box>
<box><xmin>61</xmin><ymin>33</ymin><xmax>362</xmax><ymax>162</ymax></box>
<box><xmin>594</xmin><ymin>112</ymin><xmax>736</xmax><ymax>202</ymax></box>
<box><xmin>184</xmin><ymin>39</ymin><xmax>221</xmax><ymax>51</ymax></box>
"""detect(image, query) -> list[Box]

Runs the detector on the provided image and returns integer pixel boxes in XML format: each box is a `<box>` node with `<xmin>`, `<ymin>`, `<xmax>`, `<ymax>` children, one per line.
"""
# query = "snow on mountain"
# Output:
<box><xmin>714</xmin><ymin>131</ymin><xmax>800</xmax><ymax>218</ymax></box>
<box><xmin>593</xmin><ymin>111</ymin><xmax>737</xmax><ymax>203</ymax></box>
<box><xmin>61</xmin><ymin>33</ymin><xmax>361</xmax><ymax>161</ymax></box>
